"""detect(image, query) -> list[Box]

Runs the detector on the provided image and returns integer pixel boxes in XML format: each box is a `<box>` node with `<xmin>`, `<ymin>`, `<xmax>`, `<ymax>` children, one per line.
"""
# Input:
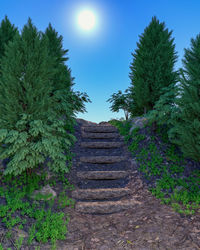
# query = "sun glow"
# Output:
<box><xmin>61</xmin><ymin>2</ymin><xmax>110</xmax><ymax>43</ymax></box>
<box><xmin>77</xmin><ymin>9</ymin><xmax>96</xmax><ymax>31</ymax></box>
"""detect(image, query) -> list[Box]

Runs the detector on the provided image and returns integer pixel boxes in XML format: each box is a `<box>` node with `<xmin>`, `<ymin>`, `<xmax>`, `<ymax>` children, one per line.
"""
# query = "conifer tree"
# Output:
<box><xmin>129</xmin><ymin>16</ymin><xmax>180</xmax><ymax>131</ymax></box>
<box><xmin>0</xmin><ymin>15</ymin><xmax>20</xmax><ymax>79</ymax></box>
<box><xmin>126</xmin><ymin>85</ymin><xmax>147</xmax><ymax>118</ymax></box>
<box><xmin>0</xmin><ymin>17</ymin><xmax>76</xmax><ymax>177</ymax></box>
<box><xmin>164</xmin><ymin>34</ymin><xmax>200</xmax><ymax>162</ymax></box>
<box><xmin>39</xmin><ymin>23</ymin><xmax>92</xmax><ymax>133</ymax></box>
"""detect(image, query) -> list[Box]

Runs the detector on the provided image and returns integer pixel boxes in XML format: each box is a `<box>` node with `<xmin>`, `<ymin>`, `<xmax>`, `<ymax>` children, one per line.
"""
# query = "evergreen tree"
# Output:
<box><xmin>0</xmin><ymin>15</ymin><xmax>20</xmax><ymax>118</ymax></box>
<box><xmin>126</xmin><ymin>85</ymin><xmax>147</xmax><ymax>118</ymax></box>
<box><xmin>0</xmin><ymin>15</ymin><xmax>20</xmax><ymax>79</ymax></box>
<box><xmin>165</xmin><ymin>34</ymin><xmax>200</xmax><ymax>162</ymax></box>
<box><xmin>38</xmin><ymin>23</ymin><xmax>71</xmax><ymax>121</ymax></box>
<box><xmin>39</xmin><ymin>23</ymin><xmax>92</xmax><ymax>132</ymax></box>
<box><xmin>129</xmin><ymin>16</ymin><xmax>180</xmax><ymax>131</ymax></box>
<box><xmin>0</xmin><ymin>17</ymin><xmax>76</xmax><ymax>177</ymax></box>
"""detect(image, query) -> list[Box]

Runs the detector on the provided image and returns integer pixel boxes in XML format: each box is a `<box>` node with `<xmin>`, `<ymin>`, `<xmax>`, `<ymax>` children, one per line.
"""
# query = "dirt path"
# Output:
<box><xmin>0</xmin><ymin>118</ymin><xmax>199</xmax><ymax>250</ymax></box>
<box><xmin>59</xmin><ymin>173</ymin><xmax>199</xmax><ymax>250</ymax></box>
<box><xmin>48</xmin><ymin>119</ymin><xmax>200</xmax><ymax>250</ymax></box>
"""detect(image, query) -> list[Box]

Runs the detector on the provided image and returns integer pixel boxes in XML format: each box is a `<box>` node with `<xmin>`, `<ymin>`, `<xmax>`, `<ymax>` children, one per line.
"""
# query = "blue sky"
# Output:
<box><xmin>1</xmin><ymin>0</ymin><xmax>200</xmax><ymax>123</ymax></box>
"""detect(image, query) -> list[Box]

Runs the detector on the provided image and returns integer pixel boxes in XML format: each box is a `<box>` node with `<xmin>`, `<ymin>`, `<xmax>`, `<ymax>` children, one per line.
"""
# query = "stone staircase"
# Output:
<box><xmin>71</xmin><ymin>123</ymin><xmax>137</xmax><ymax>214</ymax></box>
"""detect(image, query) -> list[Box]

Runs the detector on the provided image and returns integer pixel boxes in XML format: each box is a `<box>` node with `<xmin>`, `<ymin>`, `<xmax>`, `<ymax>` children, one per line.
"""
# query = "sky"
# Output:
<box><xmin>0</xmin><ymin>0</ymin><xmax>200</xmax><ymax>123</ymax></box>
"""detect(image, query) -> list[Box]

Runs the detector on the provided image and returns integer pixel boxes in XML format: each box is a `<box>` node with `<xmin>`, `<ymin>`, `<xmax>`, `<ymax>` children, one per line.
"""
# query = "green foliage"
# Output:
<box><xmin>0</xmin><ymin>15</ymin><xmax>20</xmax><ymax>79</ymax></box>
<box><xmin>0</xmin><ymin>17</ymin><xmax>76</xmax><ymax>177</ymax></box>
<box><xmin>106</xmin><ymin>87</ymin><xmax>143</xmax><ymax>120</ymax></box>
<box><xmin>26</xmin><ymin>209</ymin><xmax>70</xmax><ymax>246</ymax></box>
<box><xmin>39</xmin><ymin>23</ymin><xmax>92</xmax><ymax>128</ymax></box>
<box><xmin>126</xmin><ymin>85</ymin><xmax>147</xmax><ymax>118</ymax></box>
<box><xmin>106</xmin><ymin>86</ymin><xmax>145</xmax><ymax>121</ymax></box>
<box><xmin>128</xmin><ymin>15</ymin><xmax>180</xmax><ymax>116</ymax></box>
<box><xmin>38</xmin><ymin>23</ymin><xmax>91</xmax><ymax>167</ymax></box>
<box><xmin>108</xmin><ymin>15</ymin><xmax>200</xmax><ymax>163</ymax></box>
<box><xmin>165</xmin><ymin>34</ymin><xmax>200</xmax><ymax>162</ymax></box>
<box><xmin>0</xmin><ymin>15</ymin><xmax>93</xmax><ymax>178</ymax></box>
<box><xmin>145</xmin><ymin>33</ymin><xmax>200</xmax><ymax>162</ymax></box>
<box><xmin>143</xmin><ymin>82</ymin><xmax>183</xmax><ymax>131</ymax></box>
<box><xmin>107</xmin><ymin>15</ymin><xmax>181</xmax><ymax>125</ymax></box>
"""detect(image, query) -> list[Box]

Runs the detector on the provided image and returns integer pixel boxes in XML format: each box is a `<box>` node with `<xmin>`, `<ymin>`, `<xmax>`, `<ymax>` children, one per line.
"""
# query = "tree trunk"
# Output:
<box><xmin>152</xmin><ymin>120</ymin><xmax>157</xmax><ymax>132</ymax></box>
<box><xmin>125</xmin><ymin>112</ymin><xmax>129</xmax><ymax>121</ymax></box>
<box><xmin>151</xmin><ymin>105</ymin><xmax>158</xmax><ymax>132</ymax></box>
<box><xmin>124</xmin><ymin>109</ymin><xmax>129</xmax><ymax>121</ymax></box>
<box><xmin>26</xmin><ymin>167</ymin><xmax>33</xmax><ymax>176</ymax></box>
<box><xmin>144</xmin><ymin>106</ymin><xmax>147</xmax><ymax>115</ymax></box>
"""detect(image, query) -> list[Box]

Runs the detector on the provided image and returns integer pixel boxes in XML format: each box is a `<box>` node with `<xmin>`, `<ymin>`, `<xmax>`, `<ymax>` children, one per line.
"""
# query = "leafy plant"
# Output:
<box><xmin>107</xmin><ymin>88</ymin><xmax>140</xmax><ymax>121</ymax></box>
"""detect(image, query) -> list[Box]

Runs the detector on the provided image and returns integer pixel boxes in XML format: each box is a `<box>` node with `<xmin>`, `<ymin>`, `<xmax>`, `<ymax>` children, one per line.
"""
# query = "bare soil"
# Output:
<box><xmin>0</xmin><ymin>118</ymin><xmax>200</xmax><ymax>250</ymax></box>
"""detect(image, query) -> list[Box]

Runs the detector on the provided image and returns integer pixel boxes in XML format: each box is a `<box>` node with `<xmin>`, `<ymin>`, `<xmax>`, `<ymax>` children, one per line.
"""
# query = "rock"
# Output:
<box><xmin>58</xmin><ymin>115</ymin><xmax>98</xmax><ymax>126</ymax></box>
<box><xmin>75</xmin><ymin>118</ymin><xmax>98</xmax><ymax>126</ymax></box>
<box><xmin>80</xmin><ymin>141</ymin><xmax>124</xmax><ymax>148</ymax></box>
<box><xmin>82</xmin><ymin>132</ymin><xmax>118</xmax><ymax>139</ymax></box>
<box><xmin>77</xmin><ymin>170</ymin><xmax>128</xmax><ymax>180</ymax></box>
<box><xmin>0</xmin><ymin>160</ymin><xmax>58</xmax><ymax>202</ymax></box>
<box><xmin>82</xmin><ymin>126</ymin><xmax>118</xmax><ymax>133</ymax></box>
<box><xmin>75</xmin><ymin>199</ymin><xmax>142</xmax><ymax>214</ymax></box>
<box><xmin>29</xmin><ymin>184</ymin><xmax>57</xmax><ymax>201</ymax></box>
<box><xmin>99</xmin><ymin>121</ymin><xmax>109</xmax><ymax>125</ymax></box>
<box><xmin>128</xmin><ymin>116</ymin><xmax>149</xmax><ymax>135</ymax></box>
<box><xmin>27</xmin><ymin>166</ymin><xmax>60</xmax><ymax>202</ymax></box>
<box><xmin>71</xmin><ymin>187</ymin><xmax>131</xmax><ymax>199</ymax></box>
<box><xmin>80</xmin><ymin>156</ymin><xmax>126</xmax><ymax>164</ymax></box>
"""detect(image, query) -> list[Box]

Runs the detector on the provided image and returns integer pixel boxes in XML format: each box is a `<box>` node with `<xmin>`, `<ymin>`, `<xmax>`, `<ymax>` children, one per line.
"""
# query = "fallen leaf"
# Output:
<box><xmin>127</xmin><ymin>240</ymin><xmax>134</xmax><ymax>245</ymax></box>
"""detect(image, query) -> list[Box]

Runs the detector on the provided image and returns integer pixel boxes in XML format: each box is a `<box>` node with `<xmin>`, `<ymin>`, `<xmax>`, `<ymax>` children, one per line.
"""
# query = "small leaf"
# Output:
<box><xmin>127</xmin><ymin>240</ymin><xmax>134</xmax><ymax>245</ymax></box>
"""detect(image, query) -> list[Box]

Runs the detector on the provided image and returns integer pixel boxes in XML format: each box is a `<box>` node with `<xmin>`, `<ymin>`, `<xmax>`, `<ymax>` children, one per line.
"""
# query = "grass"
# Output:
<box><xmin>0</xmin><ymin>133</ymin><xmax>76</xmax><ymax>250</ymax></box>
<box><xmin>0</xmin><ymin>116</ymin><xmax>199</xmax><ymax>250</ymax></box>
<box><xmin>108</xmin><ymin>117</ymin><xmax>200</xmax><ymax>216</ymax></box>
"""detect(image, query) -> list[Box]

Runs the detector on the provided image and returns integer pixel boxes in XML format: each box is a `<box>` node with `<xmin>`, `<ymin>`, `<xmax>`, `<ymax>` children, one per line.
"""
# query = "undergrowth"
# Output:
<box><xmin>0</xmin><ymin>116</ymin><xmax>199</xmax><ymax>250</ymax></box>
<box><xmin>108</xmin><ymin>117</ymin><xmax>200</xmax><ymax>217</ymax></box>
<box><xmin>0</xmin><ymin>121</ymin><xmax>77</xmax><ymax>250</ymax></box>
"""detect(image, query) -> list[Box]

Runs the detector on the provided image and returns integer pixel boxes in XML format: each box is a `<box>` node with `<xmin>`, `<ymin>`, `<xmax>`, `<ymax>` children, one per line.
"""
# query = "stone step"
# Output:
<box><xmin>82</xmin><ymin>126</ymin><xmax>118</xmax><ymax>133</ymax></box>
<box><xmin>75</xmin><ymin>199</ymin><xmax>140</xmax><ymax>214</ymax></box>
<box><xmin>80</xmin><ymin>141</ymin><xmax>124</xmax><ymax>148</ymax></box>
<box><xmin>81</xmin><ymin>132</ymin><xmax>118</xmax><ymax>139</ymax></box>
<box><xmin>80</xmin><ymin>156</ymin><xmax>126</xmax><ymax>163</ymax></box>
<box><xmin>77</xmin><ymin>170</ymin><xmax>128</xmax><ymax>179</ymax></box>
<box><xmin>71</xmin><ymin>187</ymin><xmax>131</xmax><ymax>200</ymax></box>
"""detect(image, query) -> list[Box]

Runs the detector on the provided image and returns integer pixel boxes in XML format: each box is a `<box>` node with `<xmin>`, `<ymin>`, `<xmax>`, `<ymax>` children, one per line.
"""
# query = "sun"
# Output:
<box><xmin>77</xmin><ymin>9</ymin><xmax>96</xmax><ymax>31</ymax></box>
